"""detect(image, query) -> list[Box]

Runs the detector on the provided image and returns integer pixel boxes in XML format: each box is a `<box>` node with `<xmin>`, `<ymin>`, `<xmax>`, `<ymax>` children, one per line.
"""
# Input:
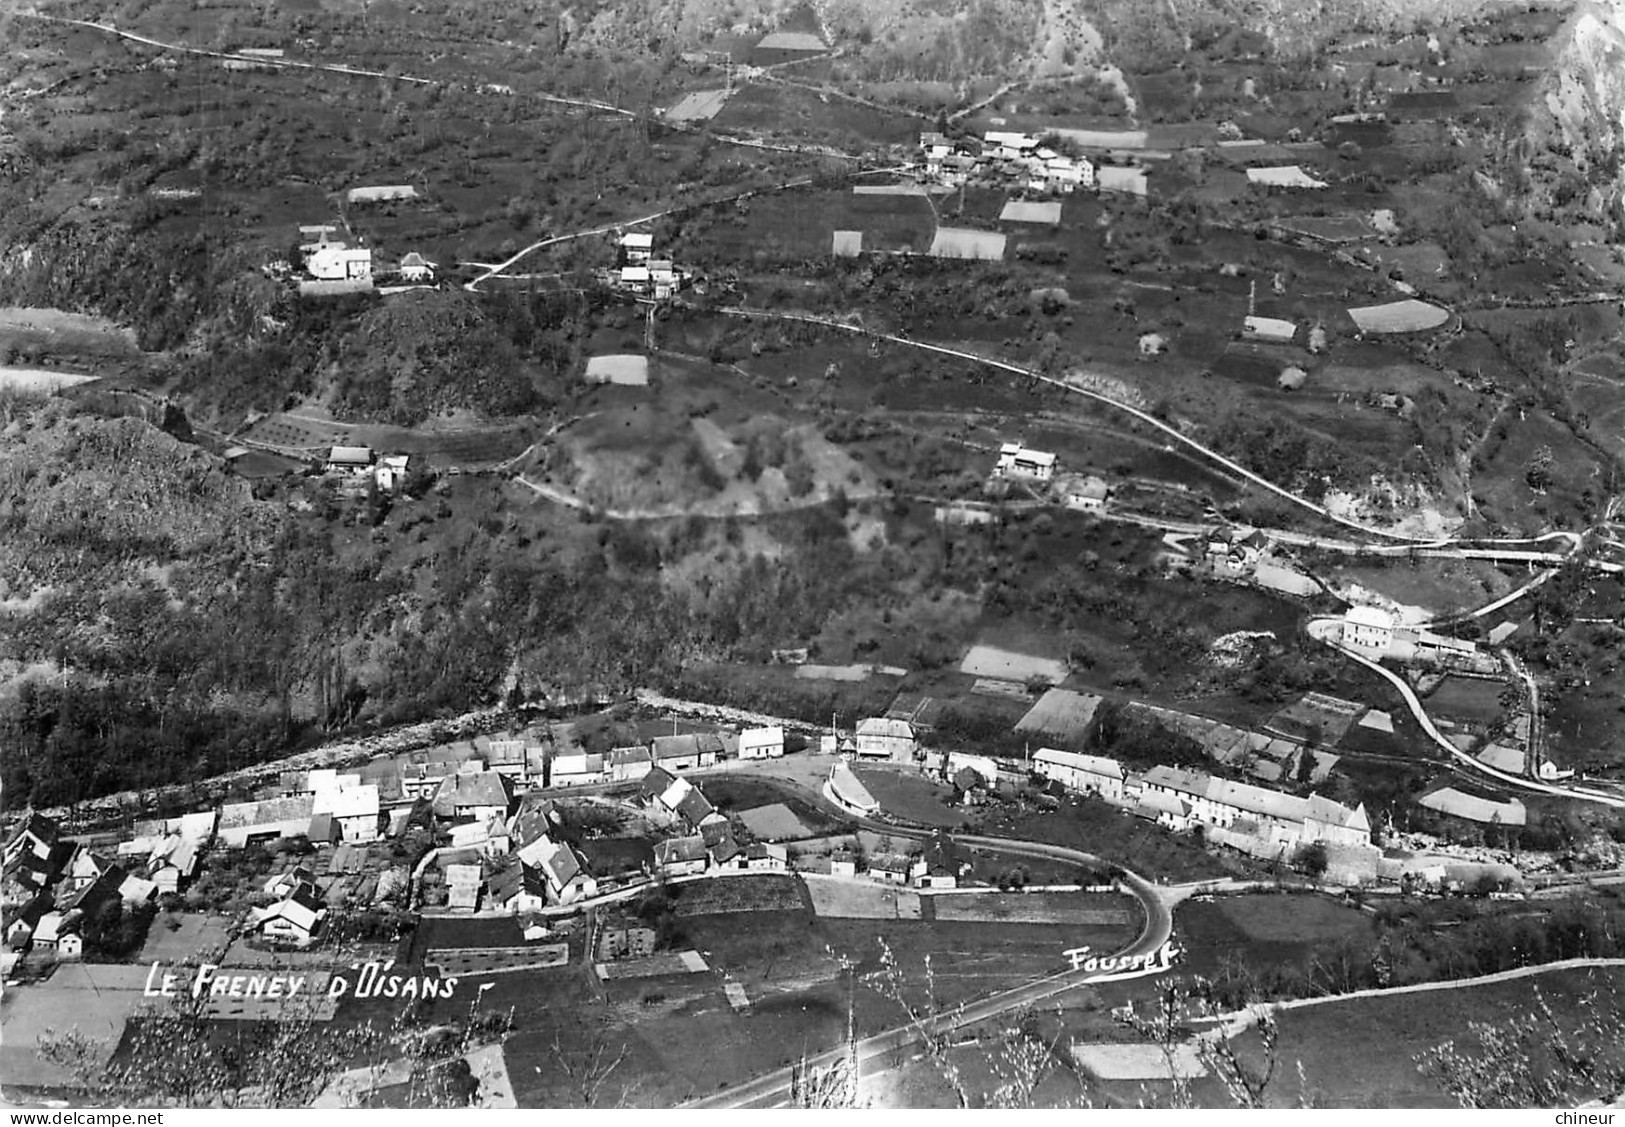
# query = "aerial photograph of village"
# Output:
<box><xmin>3</xmin><ymin>0</ymin><xmax>1625</xmax><ymax>1111</ymax></box>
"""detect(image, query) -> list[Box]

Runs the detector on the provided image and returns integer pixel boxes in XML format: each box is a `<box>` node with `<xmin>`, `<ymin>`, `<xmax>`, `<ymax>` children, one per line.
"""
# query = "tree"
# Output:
<box><xmin>1525</xmin><ymin>445</ymin><xmax>1555</xmax><ymax>491</ymax></box>
<box><xmin>1417</xmin><ymin>985</ymin><xmax>1625</xmax><ymax>1107</ymax></box>
<box><xmin>1296</xmin><ymin>841</ymin><xmax>1329</xmax><ymax>883</ymax></box>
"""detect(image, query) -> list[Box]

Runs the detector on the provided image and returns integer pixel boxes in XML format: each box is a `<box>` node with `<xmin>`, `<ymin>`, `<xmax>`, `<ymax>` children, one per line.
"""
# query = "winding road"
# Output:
<box><xmin>680</xmin><ymin>788</ymin><xmax>1176</xmax><ymax>1109</ymax></box>
<box><xmin>1306</xmin><ymin>618</ymin><xmax>1625</xmax><ymax>809</ymax></box>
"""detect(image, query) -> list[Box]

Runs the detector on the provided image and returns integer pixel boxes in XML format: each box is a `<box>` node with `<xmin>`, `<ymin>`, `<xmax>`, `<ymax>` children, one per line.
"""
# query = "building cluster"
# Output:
<box><xmin>1034</xmin><ymin>749</ymin><xmax>1377</xmax><ymax>871</ymax></box>
<box><xmin>988</xmin><ymin>441</ymin><xmax>1111</xmax><ymax>513</ymax></box>
<box><xmin>290</xmin><ymin>224</ymin><xmax>437</xmax><ymax>291</ymax></box>
<box><xmin>610</xmin><ymin>232</ymin><xmax>688</xmax><ymax>300</ymax></box>
<box><xmin>325</xmin><ymin>445</ymin><xmax>411</xmax><ymax>492</ymax></box>
<box><xmin>919</xmin><ymin>131</ymin><xmax>1098</xmax><ymax>194</ymax></box>
<box><xmin>1340</xmin><ymin>605</ymin><xmax>1496</xmax><ymax>673</ymax></box>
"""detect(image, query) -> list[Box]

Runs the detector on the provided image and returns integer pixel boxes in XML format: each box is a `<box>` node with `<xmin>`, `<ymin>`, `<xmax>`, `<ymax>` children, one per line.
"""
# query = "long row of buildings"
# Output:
<box><xmin>1033</xmin><ymin>748</ymin><xmax>1374</xmax><ymax>860</ymax></box>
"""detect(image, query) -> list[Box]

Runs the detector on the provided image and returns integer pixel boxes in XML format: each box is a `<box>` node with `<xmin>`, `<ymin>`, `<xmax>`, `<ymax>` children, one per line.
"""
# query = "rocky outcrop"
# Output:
<box><xmin>1528</xmin><ymin>0</ymin><xmax>1625</xmax><ymax>226</ymax></box>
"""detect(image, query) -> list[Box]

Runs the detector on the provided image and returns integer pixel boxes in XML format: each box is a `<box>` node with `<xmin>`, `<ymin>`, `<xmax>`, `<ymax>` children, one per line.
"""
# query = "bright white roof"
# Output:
<box><xmin>1346</xmin><ymin>605</ymin><xmax>1394</xmax><ymax>628</ymax></box>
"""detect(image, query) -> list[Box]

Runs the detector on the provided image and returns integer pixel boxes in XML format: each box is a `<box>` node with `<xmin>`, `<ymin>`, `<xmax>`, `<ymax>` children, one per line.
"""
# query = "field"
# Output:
<box><xmin>931</xmin><ymin>891</ymin><xmax>1135</xmax><ymax>926</ymax></box>
<box><xmin>805</xmin><ymin>876</ymin><xmax>924</xmax><ymax>919</ymax></box>
<box><xmin>667</xmin><ymin>874</ymin><xmax>809</xmax><ymax>916</ymax></box>
<box><xmin>976</xmin><ymin>798</ymin><xmax>1235</xmax><ymax>882</ymax></box>
<box><xmin>1425</xmin><ymin>676</ymin><xmax>1506</xmax><ymax>726</ymax></box>
<box><xmin>1173</xmin><ymin>891</ymin><xmax>1375</xmax><ymax>979</ymax></box>
<box><xmin>1329</xmin><ymin>558</ymin><xmax>1513</xmax><ymax>616</ymax></box>
<box><xmin>958</xmin><ymin>644</ymin><xmax>1069</xmax><ymax>684</ymax></box>
<box><xmin>851</xmin><ymin>766</ymin><xmax>968</xmax><ymax>828</ymax></box>
<box><xmin>1192</xmin><ymin>964</ymin><xmax>1625</xmax><ymax>1108</ymax></box>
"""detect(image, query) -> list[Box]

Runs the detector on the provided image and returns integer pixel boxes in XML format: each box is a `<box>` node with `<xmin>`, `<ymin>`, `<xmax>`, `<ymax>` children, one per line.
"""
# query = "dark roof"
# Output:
<box><xmin>639</xmin><ymin>766</ymin><xmax>678</xmax><ymax>799</ymax></box>
<box><xmin>486</xmin><ymin>863</ymin><xmax>526</xmax><ymax>904</ymax></box>
<box><xmin>509</xmin><ymin>803</ymin><xmax>557</xmax><ymax>850</ymax></box>
<box><xmin>925</xmin><ymin>831</ymin><xmax>961</xmax><ymax>875</ymax></box>
<box><xmin>309</xmin><ymin>813</ymin><xmax>338</xmax><ymax>841</ymax></box>
<box><xmin>710</xmin><ymin>836</ymin><xmax>741</xmax><ymax>864</ymax></box>
<box><xmin>290</xmin><ymin>885</ymin><xmax>325</xmax><ymax>913</ymax></box>
<box><xmin>655</xmin><ymin>836</ymin><xmax>708</xmax><ymax>864</ymax></box>
<box><xmin>11</xmin><ymin>812</ymin><xmax>60</xmax><ymax>849</ymax></box>
<box><xmin>64</xmin><ymin>866</ymin><xmax>128</xmax><ymax>915</ymax></box>
<box><xmin>437</xmin><ymin>771</ymin><xmax>514</xmax><ymax>817</ymax></box>
<box><xmin>700</xmin><ymin>820</ymin><xmax>734</xmax><ymax>848</ymax></box>
<box><xmin>676</xmin><ymin>787</ymin><xmax>715</xmax><ymax>828</ymax></box>
<box><xmin>650</xmin><ymin>734</ymin><xmax>700</xmax><ymax>761</ymax></box>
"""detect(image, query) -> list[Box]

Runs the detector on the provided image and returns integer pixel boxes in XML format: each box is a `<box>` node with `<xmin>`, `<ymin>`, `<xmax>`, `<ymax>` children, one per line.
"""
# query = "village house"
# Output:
<box><xmin>830</xmin><ymin>850</ymin><xmax>858</xmax><ymax>878</ymax></box>
<box><xmin>217</xmin><ymin>796</ymin><xmax>317</xmax><ymax>849</ymax></box>
<box><xmin>63</xmin><ymin>843</ymin><xmax>120</xmax><ymax>895</ymax></box>
<box><xmin>1034</xmin><ymin>749</ymin><xmax>1127</xmax><ymax>803</ymax></box>
<box><xmin>518</xmin><ymin>836</ymin><xmax>598</xmax><ymax>904</ymax></box>
<box><xmin>31</xmin><ymin>911</ymin><xmax>82</xmax><ymax>959</ymax></box>
<box><xmin>550</xmin><ymin>750</ymin><xmax>606</xmax><ymax>787</ymax></box>
<box><xmin>940</xmin><ymin>751</ymin><xmax>999</xmax><ymax>789</ymax></box>
<box><xmin>436</xmin><ymin>770</ymin><xmax>516</xmax><ymax>824</ymax></box>
<box><xmin>306</xmin><ymin>243</ymin><xmax>373</xmax><ymax>281</ymax></box>
<box><xmin>445</xmin><ymin>863</ymin><xmax>483</xmax><ymax>911</ymax></box>
<box><xmin>650</xmin><ymin>734</ymin><xmax>718</xmax><ymax>772</ymax></box>
<box><xmin>855</xmin><ymin>717</ymin><xmax>916</xmax><ymax>760</ymax></box>
<box><xmin>918</xmin><ymin>832</ymin><xmax>965</xmax><ymax>889</ymax></box>
<box><xmin>449</xmin><ymin>814</ymin><xmax>511</xmax><ymax>858</ymax></box>
<box><xmin>676</xmin><ymin>786</ymin><xmax>723</xmax><ymax>832</ymax></box>
<box><xmin>868</xmin><ymin>853</ymin><xmax>925</xmax><ymax>885</ymax></box>
<box><xmin>313</xmin><ymin>784</ymin><xmax>381</xmax><ymax>843</ymax></box>
<box><xmin>3</xmin><ymin>812</ymin><xmax>67</xmax><ymax>905</ymax></box>
<box><xmin>608</xmin><ymin>746</ymin><xmax>653</xmax><ymax>782</ymax></box>
<box><xmin>619</xmin><ymin>232</ymin><xmax>654</xmax><ymax>265</ymax></box>
<box><xmin>638</xmin><ymin>766</ymin><xmax>680</xmax><ymax>810</ymax></box>
<box><xmin>1061</xmin><ymin>475</ymin><xmax>1110</xmax><ymax>513</ymax></box>
<box><xmin>372</xmin><ymin>454</ymin><xmax>410</xmax><ymax>493</ymax></box>
<box><xmin>254</xmin><ymin>886</ymin><xmax>327</xmax><ymax>946</ymax></box>
<box><xmin>507</xmin><ymin>800</ymin><xmax>560</xmax><ymax>854</ymax></box>
<box><xmin>325</xmin><ymin>446</ymin><xmax>375</xmax><ymax>476</ymax></box>
<box><xmin>993</xmin><ymin>442</ymin><xmax>1058</xmax><ymax>482</ymax></box>
<box><xmin>738</xmin><ymin>726</ymin><xmax>785</xmax><ymax>760</ymax></box>
<box><xmin>708</xmin><ymin>827</ymin><xmax>742</xmax><ymax>868</ymax></box>
<box><xmin>4</xmin><ymin>898</ymin><xmax>49</xmax><ymax>950</ymax></box>
<box><xmin>1343</xmin><ymin>605</ymin><xmax>1396</xmax><ymax>651</ymax></box>
<box><xmin>400</xmin><ymin>748</ymin><xmax>462</xmax><ymax>800</ymax></box>
<box><xmin>737</xmin><ymin>842</ymin><xmax>788</xmax><ymax>873</ymax></box>
<box><xmin>482</xmin><ymin>738</ymin><xmax>530</xmax><ymax>782</ymax></box>
<box><xmin>486</xmin><ymin>862</ymin><xmax>550</xmax><ymax>914</ymax></box>
<box><xmin>1133</xmin><ymin>788</ymin><xmax>1195</xmax><ymax>831</ymax></box>
<box><xmin>397</xmin><ymin>251</ymin><xmax>436</xmax><ymax>283</ymax></box>
<box><xmin>653</xmin><ymin>835</ymin><xmax>709</xmax><ymax>877</ymax></box>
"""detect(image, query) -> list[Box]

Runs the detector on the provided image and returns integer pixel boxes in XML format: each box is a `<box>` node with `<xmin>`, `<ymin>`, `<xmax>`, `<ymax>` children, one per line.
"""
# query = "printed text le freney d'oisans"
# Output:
<box><xmin>144</xmin><ymin>960</ymin><xmax>459</xmax><ymax>1001</ymax></box>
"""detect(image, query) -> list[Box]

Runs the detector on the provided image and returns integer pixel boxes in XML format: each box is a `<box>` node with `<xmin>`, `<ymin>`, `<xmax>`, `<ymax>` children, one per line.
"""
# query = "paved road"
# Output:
<box><xmin>1306</xmin><ymin>619</ymin><xmax>1625</xmax><ymax>809</ymax></box>
<box><xmin>682</xmin><ymin>808</ymin><xmax>1175</xmax><ymax>1109</ymax></box>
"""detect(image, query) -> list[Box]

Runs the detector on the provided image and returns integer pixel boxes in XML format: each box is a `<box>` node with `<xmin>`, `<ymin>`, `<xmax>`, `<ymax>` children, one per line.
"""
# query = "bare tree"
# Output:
<box><xmin>1417</xmin><ymin>984</ymin><xmax>1625</xmax><ymax>1108</ymax></box>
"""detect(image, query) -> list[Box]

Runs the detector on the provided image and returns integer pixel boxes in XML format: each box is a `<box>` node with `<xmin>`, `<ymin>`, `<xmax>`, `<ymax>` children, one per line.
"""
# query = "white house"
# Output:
<box><xmin>306</xmin><ymin>244</ymin><xmax>373</xmax><ymax>281</ymax></box>
<box><xmin>398</xmin><ymin>252</ymin><xmax>436</xmax><ymax>282</ymax></box>
<box><xmin>1343</xmin><ymin>605</ymin><xmax>1396</xmax><ymax>651</ymax></box>
<box><xmin>855</xmin><ymin>717</ymin><xmax>915</xmax><ymax>760</ymax></box>
<box><xmin>313</xmin><ymin>784</ymin><xmax>380</xmax><ymax>843</ymax></box>
<box><xmin>253</xmin><ymin>887</ymin><xmax>326</xmax><ymax>946</ymax></box>
<box><xmin>326</xmin><ymin>446</ymin><xmax>374</xmax><ymax>476</ymax></box>
<box><xmin>738</xmin><ymin>726</ymin><xmax>785</xmax><ymax>760</ymax></box>
<box><xmin>984</xmin><ymin>131</ymin><xmax>1037</xmax><ymax>159</ymax></box>
<box><xmin>373</xmin><ymin>454</ymin><xmax>410</xmax><ymax>493</ymax></box>
<box><xmin>868</xmin><ymin>854</ymin><xmax>925</xmax><ymax>884</ymax></box>
<box><xmin>1243</xmin><ymin>315</ymin><xmax>1298</xmax><ymax>344</ymax></box>
<box><xmin>608</xmin><ymin>746</ymin><xmax>653</xmax><ymax>782</ymax></box>
<box><xmin>619</xmin><ymin>232</ymin><xmax>654</xmax><ymax>264</ymax></box>
<box><xmin>1034</xmin><ymin>749</ymin><xmax>1126</xmax><ymax>803</ymax></box>
<box><xmin>994</xmin><ymin>442</ymin><xmax>1057</xmax><ymax>482</ymax></box>
<box><xmin>653</xmin><ymin>835</ymin><xmax>709</xmax><ymax>877</ymax></box>
<box><xmin>1063</xmin><ymin>475</ymin><xmax>1110</xmax><ymax>512</ymax></box>
<box><xmin>550</xmin><ymin>751</ymin><xmax>606</xmax><ymax>787</ymax></box>
<box><xmin>520</xmin><ymin>837</ymin><xmax>598</xmax><ymax>904</ymax></box>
